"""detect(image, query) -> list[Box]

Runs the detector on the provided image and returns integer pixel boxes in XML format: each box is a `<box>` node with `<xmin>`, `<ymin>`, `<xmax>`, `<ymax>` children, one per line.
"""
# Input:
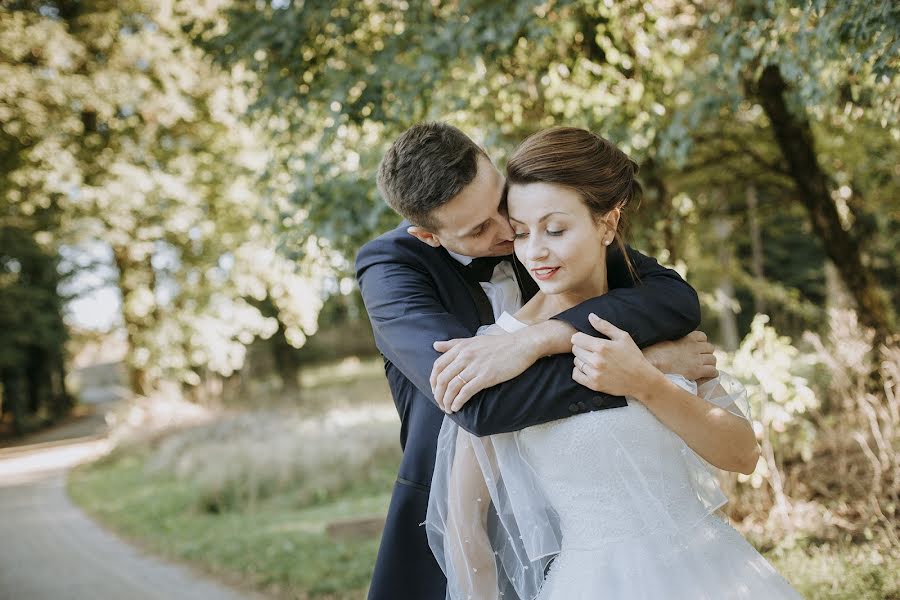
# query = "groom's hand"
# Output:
<box><xmin>431</xmin><ymin>331</ymin><xmax>542</xmax><ymax>413</ymax></box>
<box><xmin>642</xmin><ymin>330</ymin><xmax>718</xmax><ymax>381</ymax></box>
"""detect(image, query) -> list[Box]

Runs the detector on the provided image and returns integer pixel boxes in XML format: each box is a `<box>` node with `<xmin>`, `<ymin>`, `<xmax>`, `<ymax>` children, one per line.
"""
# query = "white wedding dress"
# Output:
<box><xmin>426</xmin><ymin>312</ymin><xmax>803</xmax><ymax>600</ymax></box>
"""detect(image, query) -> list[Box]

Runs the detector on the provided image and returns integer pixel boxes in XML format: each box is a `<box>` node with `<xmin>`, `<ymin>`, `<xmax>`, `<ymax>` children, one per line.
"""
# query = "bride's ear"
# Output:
<box><xmin>600</xmin><ymin>209</ymin><xmax>621</xmax><ymax>244</ymax></box>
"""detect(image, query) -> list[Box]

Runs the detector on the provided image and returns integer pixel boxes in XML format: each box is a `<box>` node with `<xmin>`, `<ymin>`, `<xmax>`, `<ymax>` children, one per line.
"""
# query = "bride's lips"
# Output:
<box><xmin>531</xmin><ymin>266</ymin><xmax>560</xmax><ymax>281</ymax></box>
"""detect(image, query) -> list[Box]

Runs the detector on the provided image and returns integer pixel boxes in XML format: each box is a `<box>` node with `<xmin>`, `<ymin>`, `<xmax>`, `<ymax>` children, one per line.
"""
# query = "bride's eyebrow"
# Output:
<box><xmin>509</xmin><ymin>211</ymin><xmax>568</xmax><ymax>224</ymax></box>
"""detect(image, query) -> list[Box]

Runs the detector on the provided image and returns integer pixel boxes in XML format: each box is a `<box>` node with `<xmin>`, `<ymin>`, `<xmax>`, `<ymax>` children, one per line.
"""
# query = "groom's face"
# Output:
<box><xmin>412</xmin><ymin>155</ymin><xmax>516</xmax><ymax>258</ymax></box>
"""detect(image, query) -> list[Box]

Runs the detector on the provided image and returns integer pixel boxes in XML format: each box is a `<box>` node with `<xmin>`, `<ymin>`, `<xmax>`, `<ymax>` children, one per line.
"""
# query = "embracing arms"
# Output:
<box><xmin>572</xmin><ymin>314</ymin><xmax>760</xmax><ymax>474</ymax></box>
<box><xmin>431</xmin><ymin>248</ymin><xmax>715</xmax><ymax>412</ymax></box>
<box><xmin>357</xmin><ymin>237</ymin><xmax>702</xmax><ymax>436</ymax></box>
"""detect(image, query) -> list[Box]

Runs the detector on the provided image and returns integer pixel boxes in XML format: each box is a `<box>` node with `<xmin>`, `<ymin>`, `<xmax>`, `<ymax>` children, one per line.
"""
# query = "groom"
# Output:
<box><xmin>356</xmin><ymin>122</ymin><xmax>712</xmax><ymax>600</ymax></box>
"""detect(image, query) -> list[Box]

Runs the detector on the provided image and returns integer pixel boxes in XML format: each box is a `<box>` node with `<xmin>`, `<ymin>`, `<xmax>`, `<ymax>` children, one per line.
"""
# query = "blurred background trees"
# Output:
<box><xmin>1</xmin><ymin>0</ymin><xmax>898</xmax><ymax>548</ymax></box>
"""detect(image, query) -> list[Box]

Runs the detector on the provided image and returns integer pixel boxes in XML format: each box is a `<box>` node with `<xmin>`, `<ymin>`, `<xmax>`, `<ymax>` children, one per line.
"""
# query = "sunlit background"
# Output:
<box><xmin>1</xmin><ymin>1</ymin><xmax>898</xmax><ymax>599</ymax></box>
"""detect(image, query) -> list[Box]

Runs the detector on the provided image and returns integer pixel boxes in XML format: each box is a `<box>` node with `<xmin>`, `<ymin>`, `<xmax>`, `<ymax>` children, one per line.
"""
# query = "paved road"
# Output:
<box><xmin>0</xmin><ymin>428</ymin><xmax>259</xmax><ymax>600</ymax></box>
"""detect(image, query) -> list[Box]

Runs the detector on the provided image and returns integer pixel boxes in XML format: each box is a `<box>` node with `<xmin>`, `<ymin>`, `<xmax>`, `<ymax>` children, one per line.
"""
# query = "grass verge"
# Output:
<box><xmin>69</xmin><ymin>449</ymin><xmax>390</xmax><ymax>599</ymax></box>
<box><xmin>70</xmin><ymin>445</ymin><xmax>900</xmax><ymax>600</ymax></box>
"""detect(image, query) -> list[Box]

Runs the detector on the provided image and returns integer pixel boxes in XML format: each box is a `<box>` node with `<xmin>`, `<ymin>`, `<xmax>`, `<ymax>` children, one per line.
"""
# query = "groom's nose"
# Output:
<box><xmin>496</xmin><ymin>216</ymin><xmax>515</xmax><ymax>242</ymax></box>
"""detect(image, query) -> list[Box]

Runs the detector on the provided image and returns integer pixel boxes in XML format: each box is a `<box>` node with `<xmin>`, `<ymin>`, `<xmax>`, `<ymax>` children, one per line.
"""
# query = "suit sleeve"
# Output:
<box><xmin>552</xmin><ymin>246</ymin><xmax>700</xmax><ymax>346</ymax></box>
<box><xmin>357</xmin><ymin>240</ymin><xmax>698</xmax><ymax>437</ymax></box>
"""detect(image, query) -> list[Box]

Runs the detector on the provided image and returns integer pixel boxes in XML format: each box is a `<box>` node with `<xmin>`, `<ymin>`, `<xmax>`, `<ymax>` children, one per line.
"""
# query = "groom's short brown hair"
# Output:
<box><xmin>377</xmin><ymin>122</ymin><xmax>487</xmax><ymax>231</ymax></box>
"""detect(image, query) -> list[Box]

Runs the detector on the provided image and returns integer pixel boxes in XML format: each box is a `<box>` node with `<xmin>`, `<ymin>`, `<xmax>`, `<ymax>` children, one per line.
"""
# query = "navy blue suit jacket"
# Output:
<box><xmin>356</xmin><ymin>222</ymin><xmax>700</xmax><ymax>600</ymax></box>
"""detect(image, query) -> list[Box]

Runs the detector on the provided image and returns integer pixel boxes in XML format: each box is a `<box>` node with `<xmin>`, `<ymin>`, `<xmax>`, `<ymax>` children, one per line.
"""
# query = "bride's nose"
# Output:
<box><xmin>525</xmin><ymin>236</ymin><xmax>549</xmax><ymax>262</ymax></box>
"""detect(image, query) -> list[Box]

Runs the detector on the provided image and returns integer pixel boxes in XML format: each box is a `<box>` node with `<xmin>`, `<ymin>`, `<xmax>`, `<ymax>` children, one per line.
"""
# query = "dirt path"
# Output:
<box><xmin>0</xmin><ymin>411</ymin><xmax>261</xmax><ymax>600</ymax></box>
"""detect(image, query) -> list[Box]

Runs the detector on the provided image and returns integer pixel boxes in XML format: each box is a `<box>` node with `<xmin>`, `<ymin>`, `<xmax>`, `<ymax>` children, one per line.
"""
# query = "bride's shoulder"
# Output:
<box><xmin>513</xmin><ymin>292</ymin><xmax>554</xmax><ymax>325</ymax></box>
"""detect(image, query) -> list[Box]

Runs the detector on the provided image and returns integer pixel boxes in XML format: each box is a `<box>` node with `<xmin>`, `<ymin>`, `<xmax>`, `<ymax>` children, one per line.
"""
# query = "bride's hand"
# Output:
<box><xmin>571</xmin><ymin>313</ymin><xmax>661</xmax><ymax>398</ymax></box>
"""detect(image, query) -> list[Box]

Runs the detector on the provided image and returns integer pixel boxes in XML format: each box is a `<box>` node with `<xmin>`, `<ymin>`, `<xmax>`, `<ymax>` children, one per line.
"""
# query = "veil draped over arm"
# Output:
<box><xmin>425</xmin><ymin>417</ymin><xmax>561</xmax><ymax>600</ymax></box>
<box><xmin>425</xmin><ymin>323</ymin><xmax>753</xmax><ymax>600</ymax></box>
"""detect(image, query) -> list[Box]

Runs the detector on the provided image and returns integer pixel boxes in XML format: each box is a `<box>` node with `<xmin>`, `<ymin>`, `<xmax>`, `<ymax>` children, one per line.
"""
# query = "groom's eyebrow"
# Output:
<box><xmin>508</xmin><ymin>211</ymin><xmax>568</xmax><ymax>224</ymax></box>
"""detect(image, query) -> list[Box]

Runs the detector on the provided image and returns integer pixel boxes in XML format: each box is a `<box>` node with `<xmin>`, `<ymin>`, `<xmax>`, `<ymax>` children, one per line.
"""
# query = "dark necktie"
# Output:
<box><xmin>467</xmin><ymin>255</ymin><xmax>511</xmax><ymax>282</ymax></box>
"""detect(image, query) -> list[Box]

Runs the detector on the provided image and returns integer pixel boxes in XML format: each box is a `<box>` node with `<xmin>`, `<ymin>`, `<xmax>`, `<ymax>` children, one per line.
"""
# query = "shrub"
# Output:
<box><xmin>145</xmin><ymin>405</ymin><xmax>400</xmax><ymax>512</ymax></box>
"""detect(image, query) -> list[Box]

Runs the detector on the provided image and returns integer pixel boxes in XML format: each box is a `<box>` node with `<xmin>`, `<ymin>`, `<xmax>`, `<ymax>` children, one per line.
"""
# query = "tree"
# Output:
<box><xmin>673</xmin><ymin>0</ymin><xmax>899</xmax><ymax>335</ymax></box>
<box><xmin>198</xmin><ymin>0</ymin><xmax>898</xmax><ymax>344</ymax></box>
<box><xmin>1</xmin><ymin>1</ymin><xmax>327</xmax><ymax>396</ymax></box>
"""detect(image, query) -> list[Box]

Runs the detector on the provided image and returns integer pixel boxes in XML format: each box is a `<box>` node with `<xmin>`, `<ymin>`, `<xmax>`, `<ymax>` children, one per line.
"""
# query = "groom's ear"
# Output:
<box><xmin>407</xmin><ymin>226</ymin><xmax>442</xmax><ymax>248</ymax></box>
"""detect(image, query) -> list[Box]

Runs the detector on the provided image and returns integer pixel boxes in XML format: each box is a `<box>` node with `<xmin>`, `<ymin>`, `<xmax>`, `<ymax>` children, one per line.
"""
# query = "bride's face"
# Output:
<box><xmin>508</xmin><ymin>182</ymin><xmax>618</xmax><ymax>298</ymax></box>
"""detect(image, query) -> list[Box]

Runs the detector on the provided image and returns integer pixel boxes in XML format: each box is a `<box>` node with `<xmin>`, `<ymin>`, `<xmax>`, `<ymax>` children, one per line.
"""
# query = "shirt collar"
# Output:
<box><xmin>445</xmin><ymin>248</ymin><xmax>474</xmax><ymax>266</ymax></box>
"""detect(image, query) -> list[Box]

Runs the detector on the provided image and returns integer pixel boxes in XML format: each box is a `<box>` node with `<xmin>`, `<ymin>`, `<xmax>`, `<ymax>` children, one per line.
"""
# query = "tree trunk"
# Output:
<box><xmin>755</xmin><ymin>65</ymin><xmax>894</xmax><ymax>336</ymax></box>
<box><xmin>113</xmin><ymin>246</ymin><xmax>153</xmax><ymax>395</ymax></box>
<box><xmin>746</xmin><ymin>185</ymin><xmax>766</xmax><ymax>315</ymax></box>
<box><xmin>642</xmin><ymin>160</ymin><xmax>678</xmax><ymax>264</ymax></box>
<box><xmin>713</xmin><ymin>214</ymin><xmax>740</xmax><ymax>351</ymax></box>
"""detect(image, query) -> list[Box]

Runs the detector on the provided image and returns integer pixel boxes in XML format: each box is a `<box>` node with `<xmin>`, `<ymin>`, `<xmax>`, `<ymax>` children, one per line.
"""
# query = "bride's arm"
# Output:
<box><xmin>445</xmin><ymin>431</ymin><xmax>500</xmax><ymax>600</ymax></box>
<box><xmin>631</xmin><ymin>374</ymin><xmax>759</xmax><ymax>474</ymax></box>
<box><xmin>573</xmin><ymin>315</ymin><xmax>760</xmax><ymax>475</ymax></box>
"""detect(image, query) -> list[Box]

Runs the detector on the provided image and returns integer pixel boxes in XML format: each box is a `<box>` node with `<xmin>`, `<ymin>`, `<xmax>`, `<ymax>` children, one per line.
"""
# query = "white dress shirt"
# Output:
<box><xmin>446</xmin><ymin>249</ymin><xmax>522</xmax><ymax>322</ymax></box>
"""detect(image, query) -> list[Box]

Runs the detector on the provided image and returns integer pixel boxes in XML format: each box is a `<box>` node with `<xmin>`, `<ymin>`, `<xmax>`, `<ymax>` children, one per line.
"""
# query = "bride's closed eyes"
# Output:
<box><xmin>513</xmin><ymin>228</ymin><xmax>566</xmax><ymax>239</ymax></box>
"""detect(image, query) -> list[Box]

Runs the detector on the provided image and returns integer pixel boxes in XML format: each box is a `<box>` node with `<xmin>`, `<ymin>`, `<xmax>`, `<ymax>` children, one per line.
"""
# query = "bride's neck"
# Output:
<box><xmin>518</xmin><ymin>273</ymin><xmax>608</xmax><ymax>324</ymax></box>
<box><xmin>548</xmin><ymin>271</ymin><xmax>609</xmax><ymax>314</ymax></box>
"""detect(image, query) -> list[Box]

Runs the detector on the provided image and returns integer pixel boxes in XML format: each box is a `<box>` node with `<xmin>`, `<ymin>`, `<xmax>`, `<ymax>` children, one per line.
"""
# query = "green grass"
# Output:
<box><xmin>72</xmin><ymin>449</ymin><xmax>900</xmax><ymax>600</ymax></box>
<box><xmin>70</xmin><ymin>444</ymin><xmax>900</xmax><ymax>600</ymax></box>
<box><xmin>69</xmin><ymin>450</ymin><xmax>390</xmax><ymax>599</ymax></box>
<box><xmin>763</xmin><ymin>534</ymin><xmax>900</xmax><ymax>600</ymax></box>
<box><xmin>67</xmin><ymin>358</ymin><xmax>899</xmax><ymax>599</ymax></box>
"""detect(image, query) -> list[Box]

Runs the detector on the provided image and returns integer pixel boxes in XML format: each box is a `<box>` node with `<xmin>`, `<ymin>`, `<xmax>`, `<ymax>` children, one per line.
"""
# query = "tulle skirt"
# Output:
<box><xmin>537</xmin><ymin>512</ymin><xmax>803</xmax><ymax>600</ymax></box>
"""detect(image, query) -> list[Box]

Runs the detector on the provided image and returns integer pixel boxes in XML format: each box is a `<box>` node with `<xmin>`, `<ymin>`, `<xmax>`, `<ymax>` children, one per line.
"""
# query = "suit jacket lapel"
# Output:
<box><xmin>439</xmin><ymin>249</ymin><xmax>496</xmax><ymax>326</ymax></box>
<box><xmin>512</xmin><ymin>255</ymin><xmax>539</xmax><ymax>302</ymax></box>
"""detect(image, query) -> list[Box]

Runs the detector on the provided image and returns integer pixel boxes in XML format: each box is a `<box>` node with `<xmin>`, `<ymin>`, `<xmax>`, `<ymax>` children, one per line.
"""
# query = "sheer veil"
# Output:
<box><xmin>424</xmin><ymin>320</ymin><xmax>753</xmax><ymax>600</ymax></box>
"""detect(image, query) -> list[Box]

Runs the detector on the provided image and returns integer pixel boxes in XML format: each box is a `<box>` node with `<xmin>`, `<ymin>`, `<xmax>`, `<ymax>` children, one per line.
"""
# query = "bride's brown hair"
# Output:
<box><xmin>505</xmin><ymin>127</ymin><xmax>641</xmax><ymax>281</ymax></box>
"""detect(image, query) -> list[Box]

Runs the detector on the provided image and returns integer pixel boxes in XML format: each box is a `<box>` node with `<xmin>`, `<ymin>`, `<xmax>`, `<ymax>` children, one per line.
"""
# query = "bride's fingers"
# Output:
<box><xmin>571</xmin><ymin>332</ymin><xmax>604</xmax><ymax>353</ymax></box>
<box><xmin>697</xmin><ymin>365</ymin><xmax>719</xmax><ymax>380</ymax></box>
<box><xmin>573</xmin><ymin>356</ymin><xmax>598</xmax><ymax>383</ymax></box>
<box><xmin>572</xmin><ymin>345</ymin><xmax>601</xmax><ymax>370</ymax></box>
<box><xmin>573</xmin><ymin>364</ymin><xmax>592</xmax><ymax>388</ymax></box>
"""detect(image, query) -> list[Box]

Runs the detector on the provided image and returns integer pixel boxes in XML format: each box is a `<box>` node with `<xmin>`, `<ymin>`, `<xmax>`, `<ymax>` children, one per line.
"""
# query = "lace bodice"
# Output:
<box><xmin>429</xmin><ymin>313</ymin><xmax>801</xmax><ymax>600</ymax></box>
<box><xmin>490</xmin><ymin>311</ymin><xmax>722</xmax><ymax>547</ymax></box>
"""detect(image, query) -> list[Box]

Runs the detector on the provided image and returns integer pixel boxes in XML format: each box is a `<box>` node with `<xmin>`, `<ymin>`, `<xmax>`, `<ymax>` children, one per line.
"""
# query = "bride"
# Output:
<box><xmin>425</xmin><ymin>127</ymin><xmax>802</xmax><ymax>599</ymax></box>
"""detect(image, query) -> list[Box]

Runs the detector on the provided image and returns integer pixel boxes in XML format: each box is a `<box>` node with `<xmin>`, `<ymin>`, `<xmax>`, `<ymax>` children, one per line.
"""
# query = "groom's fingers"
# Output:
<box><xmin>431</xmin><ymin>344</ymin><xmax>463</xmax><ymax>390</ymax></box>
<box><xmin>433</xmin><ymin>359</ymin><xmax>467</xmax><ymax>409</ymax></box>
<box><xmin>450</xmin><ymin>376</ymin><xmax>483</xmax><ymax>412</ymax></box>
<box><xmin>433</xmin><ymin>338</ymin><xmax>463</xmax><ymax>353</ymax></box>
<box><xmin>442</xmin><ymin>372</ymin><xmax>467</xmax><ymax>412</ymax></box>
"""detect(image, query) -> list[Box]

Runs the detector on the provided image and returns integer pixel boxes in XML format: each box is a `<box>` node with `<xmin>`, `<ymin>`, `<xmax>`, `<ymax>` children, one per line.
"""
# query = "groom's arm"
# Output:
<box><xmin>357</xmin><ymin>238</ymin><xmax>699</xmax><ymax>437</ymax></box>
<box><xmin>432</xmin><ymin>247</ymin><xmax>705</xmax><ymax>410</ymax></box>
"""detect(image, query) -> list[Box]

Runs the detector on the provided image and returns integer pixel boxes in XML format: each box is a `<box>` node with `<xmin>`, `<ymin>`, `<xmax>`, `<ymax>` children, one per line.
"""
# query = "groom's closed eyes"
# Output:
<box><xmin>467</xmin><ymin>220</ymin><xmax>491</xmax><ymax>238</ymax></box>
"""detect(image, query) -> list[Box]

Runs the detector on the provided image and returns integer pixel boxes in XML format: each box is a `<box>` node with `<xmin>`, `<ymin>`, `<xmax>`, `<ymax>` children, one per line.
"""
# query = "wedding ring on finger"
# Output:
<box><xmin>575</xmin><ymin>358</ymin><xmax>586</xmax><ymax>374</ymax></box>
<box><xmin>454</xmin><ymin>374</ymin><xmax>468</xmax><ymax>385</ymax></box>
